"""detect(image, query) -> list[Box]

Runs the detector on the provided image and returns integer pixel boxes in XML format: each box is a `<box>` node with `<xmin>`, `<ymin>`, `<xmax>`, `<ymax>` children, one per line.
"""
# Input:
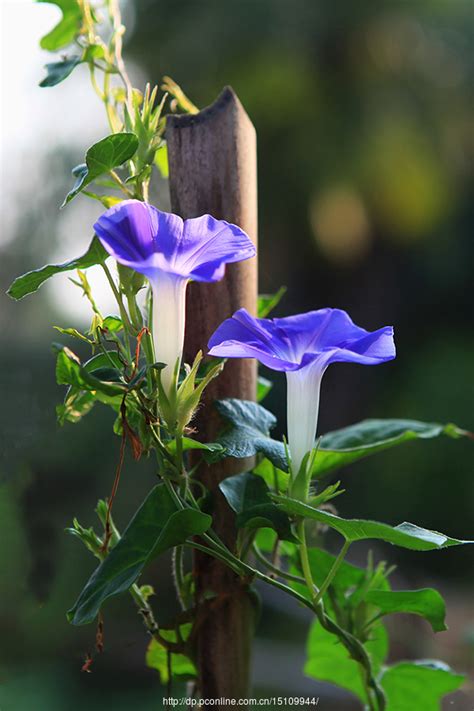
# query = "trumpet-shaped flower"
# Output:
<box><xmin>208</xmin><ymin>308</ymin><xmax>395</xmax><ymax>474</ymax></box>
<box><xmin>93</xmin><ymin>200</ymin><xmax>256</xmax><ymax>391</ymax></box>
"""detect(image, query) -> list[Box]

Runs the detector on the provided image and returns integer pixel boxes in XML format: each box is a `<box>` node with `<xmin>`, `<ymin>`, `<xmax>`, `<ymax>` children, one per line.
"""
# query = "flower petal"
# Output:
<box><xmin>93</xmin><ymin>200</ymin><xmax>183</xmax><ymax>276</ymax></box>
<box><xmin>93</xmin><ymin>203</ymin><xmax>254</xmax><ymax>282</ymax></box>
<box><xmin>323</xmin><ymin>326</ymin><xmax>396</xmax><ymax>367</ymax></box>
<box><xmin>209</xmin><ymin>307</ymin><xmax>395</xmax><ymax>373</ymax></box>
<box><xmin>208</xmin><ymin>308</ymin><xmax>298</xmax><ymax>371</ymax></box>
<box><xmin>180</xmin><ymin>215</ymin><xmax>256</xmax><ymax>281</ymax></box>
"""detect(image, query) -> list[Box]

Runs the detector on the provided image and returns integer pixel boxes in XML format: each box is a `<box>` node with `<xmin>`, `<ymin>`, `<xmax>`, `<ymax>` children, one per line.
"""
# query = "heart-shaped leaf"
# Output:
<box><xmin>68</xmin><ymin>484</ymin><xmax>211</xmax><ymax>624</ymax></box>
<box><xmin>62</xmin><ymin>133</ymin><xmax>138</xmax><ymax>206</ymax></box>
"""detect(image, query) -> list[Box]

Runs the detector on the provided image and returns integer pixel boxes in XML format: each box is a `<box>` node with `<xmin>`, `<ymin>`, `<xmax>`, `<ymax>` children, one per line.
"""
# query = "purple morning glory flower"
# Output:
<box><xmin>208</xmin><ymin>308</ymin><xmax>395</xmax><ymax>473</ymax></box>
<box><xmin>93</xmin><ymin>200</ymin><xmax>256</xmax><ymax>391</ymax></box>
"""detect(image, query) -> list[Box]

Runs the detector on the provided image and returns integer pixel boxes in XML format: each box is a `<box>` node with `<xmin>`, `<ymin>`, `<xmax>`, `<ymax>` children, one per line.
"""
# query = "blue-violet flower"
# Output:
<box><xmin>208</xmin><ymin>308</ymin><xmax>395</xmax><ymax>473</ymax></box>
<box><xmin>94</xmin><ymin>200</ymin><xmax>256</xmax><ymax>391</ymax></box>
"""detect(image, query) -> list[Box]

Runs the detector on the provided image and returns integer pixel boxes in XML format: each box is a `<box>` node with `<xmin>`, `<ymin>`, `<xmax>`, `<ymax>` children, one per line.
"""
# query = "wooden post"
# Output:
<box><xmin>167</xmin><ymin>87</ymin><xmax>258</xmax><ymax>698</ymax></box>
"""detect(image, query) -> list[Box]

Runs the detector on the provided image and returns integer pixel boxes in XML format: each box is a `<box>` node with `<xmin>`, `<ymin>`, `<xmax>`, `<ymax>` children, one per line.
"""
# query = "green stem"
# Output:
<box><xmin>172</xmin><ymin>545</ymin><xmax>186</xmax><ymax>609</ymax></box>
<box><xmin>101</xmin><ymin>262</ymin><xmax>134</xmax><ymax>347</ymax></box>
<box><xmin>126</xmin><ymin>293</ymin><xmax>143</xmax><ymax>332</ymax></box>
<box><xmin>186</xmin><ymin>540</ymin><xmax>316</xmax><ymax>613</ymax></box>
<box><xmin>252</xmin><ymin>544</ymin><xmax>307</xmax><ymax>585</ymax></box>
<box><xmin>313</xmin><ymin>540</ymin><xmax>351</xmax><ymax>607</ymax></box>
<box><xmin>129</xmin><ymin>584</ymin><xmax>182</xmax><ymax>653</ymax></box>
<box><xmin>109</xmin><ymin>169</ymin><xmax>134</xmax><ymax>197</ymax></box>
<box><xmin>297</xmin><ymin>519</ymin><xmax>320</xmax><ymax>605</ymax></box>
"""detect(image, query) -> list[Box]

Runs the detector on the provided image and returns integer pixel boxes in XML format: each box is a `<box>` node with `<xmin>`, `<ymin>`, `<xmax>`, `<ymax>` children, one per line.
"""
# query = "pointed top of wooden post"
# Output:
<box><xmin>166</xmin><ymin>86</ymin><xmax>257</xmax><ymax>232</ymax></box>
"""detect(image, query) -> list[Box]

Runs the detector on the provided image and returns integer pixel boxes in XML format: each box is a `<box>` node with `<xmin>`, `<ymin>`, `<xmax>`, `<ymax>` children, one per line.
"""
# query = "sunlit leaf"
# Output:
<box><xmin>154</xmin><ymin>143</ymin><xmax>169</xmax><ymax>178</ymax></box>
<box><xmin>258</xmin><ymin>286</ymin><xmax>286</xmax><ymax>318</ymax></box>
<box><xmin>55</xmin><ymin>345</ymin><xmax>126</xmax><ymax>397</ymax></box>
<box><xmin>146</xmin><ymin>624</ymin><xmax>196</xmax><ymax>682</ymax></box>
<box><xmin>365</xmin><ymin>588</ymin><xmax>447</xmax><ymax>632</ymax></box>
<box><xmin>257</xmin><ymin>375</ymin><xmax>273</xmax><ymax>402</ymax></box>
<box><xmin>37</xmin><ymin>0</ymin><xmax>82</xmax><ymax>51</ymax></box>
<box><xmin>7</xmin><ymin>236</ymin><xmax>107</xmax><ymax>300</ymax></box>
<box><xmin>380</xmin><ymin>661</ymin><xmax>464</xmax><ymax>711</ymax></box>
<box><xmin>57</xmin><ymin>388</ymin><xmax>96</xmax><ymax>425</ymax></box>
<box><xmin>62</xmin><ymin>133</ymin><xmax>139</xmax><ymax>206</ymax></box>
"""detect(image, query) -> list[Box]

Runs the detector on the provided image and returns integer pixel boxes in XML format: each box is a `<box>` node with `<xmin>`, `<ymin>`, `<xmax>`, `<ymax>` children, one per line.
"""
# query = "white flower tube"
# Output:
<box><xmin>151</xmin><ymin>272</ymin><xmax>188</xmax><ymax>394</ymax></box>
<box><xmin>286</xmin><ymin>365</ymin><xmax>323</xmax><ymax>474</ymax></box>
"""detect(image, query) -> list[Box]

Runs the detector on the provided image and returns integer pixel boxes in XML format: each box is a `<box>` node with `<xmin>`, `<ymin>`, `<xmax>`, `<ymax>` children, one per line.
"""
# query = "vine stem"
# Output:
<box><xmin>252</xmin><ymin>544</ymin><xmax>307</xmax><ymax>585</ymax></box>
<box><xmin>297</xmin><ymin>519</ymin><xmax>320</xmax><ymax>604</ymax></box>
<box><xmin>161</xmin><ymin>477</ymin><xmax>385</xmax><ymax>708</ymax></box>
<box><xmin>109</xmin><ymin>169</ymin><xmax>134</xmax><ymax>197</ymax></box>
<box><xmin>101</xmin><ymin>262</ymin><xmax>134</xmax><ymax>351</ymax></box>
<box><xmin>313</xmin><ymin>539</ymin><xmax>351</xmax><ymax>607</ymax></box>
<box><xmin>295</xmin><ymin>520</ymin><xmax>384</xmax><ymax>710</ymax></box>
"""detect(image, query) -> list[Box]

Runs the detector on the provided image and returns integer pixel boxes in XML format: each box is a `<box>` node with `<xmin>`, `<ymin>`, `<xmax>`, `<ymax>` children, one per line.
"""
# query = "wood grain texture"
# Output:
<box><xmin>167</xmin><ymin>87</ymin><xmax>258</xmax><ymax>698</ymax></box>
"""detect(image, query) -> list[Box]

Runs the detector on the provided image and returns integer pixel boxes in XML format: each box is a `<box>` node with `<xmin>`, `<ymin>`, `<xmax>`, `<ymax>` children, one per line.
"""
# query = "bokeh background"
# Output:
<box><xmin>1</xmin><ymin>0</ymin><xmax>473</xmax><ymax>709</ymax></box>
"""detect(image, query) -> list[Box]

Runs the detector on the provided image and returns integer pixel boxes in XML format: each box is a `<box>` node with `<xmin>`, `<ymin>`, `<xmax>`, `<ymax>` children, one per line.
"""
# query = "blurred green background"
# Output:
<box><xmin>1</xmin><ymin>0</ymin><xmax>473</xmax><ymax>708</ymax></box>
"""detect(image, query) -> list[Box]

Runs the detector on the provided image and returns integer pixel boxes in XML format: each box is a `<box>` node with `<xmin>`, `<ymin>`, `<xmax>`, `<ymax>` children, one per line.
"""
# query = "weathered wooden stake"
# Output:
<box><xmin>167</xmin><ymin>87</ymin><xmax>258</xmax><ymax>698</ymax></box>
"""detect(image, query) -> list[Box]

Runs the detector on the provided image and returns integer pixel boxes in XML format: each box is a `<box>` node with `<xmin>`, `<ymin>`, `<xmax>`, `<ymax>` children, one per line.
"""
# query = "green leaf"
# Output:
<box><xmin>307</xmin><ymin>547</ymin><xmax>366</xmax><ymax>591</ymax></box>
<box><xmin>54</xmin><ymin>326</ymin><xmax>93</xmax><ymax>344</ymax></box>
<box><xmin>380</xmin><ymin>661</ymin><xmax>464</xmax><ymax>711</ymax></box>
<box><xmin>55</xmin><ymin>345</ymin><xmax>125</xmax><ymax>397</ymax></box>
<box><xmin>258</xmin><ymin>286</ymin><xmax>286</xmax><ymax>318</ymax></box>
<box><xmin>215</xmin><ymin>399</ymin><xmax>287</xmax><ymax>470</ymax></box>
<box><xmin>154</xmin><ymin>143</ymin><xmax>169</xmax><ymax>178</ymax></box>
<box><xmin>314</xmin><ymin>418</ymin><xmax>470</xmax><ymax>478</ymax></box>
<box><xmin>146</xmin><ymin>625</ymin><xmax>196</xmax><ymax>682</ymax></box>
<box><xmin>62</xmin><ymin>133</ymin><xmax>139</xmax><ymax>206</ymax></box>
<box><xmin>83</xmin><ymin>351</ymin><xmax>123</xmax><ymax>373</ymax></box>
<box><xmin>166</xmin><ymin>438</ymin><xmax>225</xmax><ymax>463</ymax></box>
<box><xmin>305</xmin><ymin>619</ymin><xmax>388</xmax><ymax>703</ymax></box>
<box><xmin>37</xmin><ymin>0</ymin><xmax>82</xmax><ymax>51</ymax></box>
<box><xmin>101</xmin><ymin>315</ymin><xmax>123</xmax><ymax>333</ymax></box>
<box><xmin>273</xmin><ymin>496</ymin><xmax>474</xmax><ymax>551</ymax></box>
<box><xmin>252</xmin><ymin>458</ymin><xmax>289</xmax><ymax>492</ymax></box>
<box><xmin>68</xmin><ymin>485</ymin><xmax>211</xmax><ymax>624</ymax></box>
<box><xmin>7</xmin><ymin>236</ymin><xmax>107</xmax><ymax>300</ymax></box>
<box><xmin>219</xmin><ymin>472</ymin><xmax>295</xmax><ymax>541</ymax></box>
<box><xmin>57</xmin><ymin>388</ymin><xmax>96</xmax><ymax>425</ymax></box>
<box><xmin>365</xmin><ymin>588</ymin><xmax>447</xmax><ymax>632</ymax></box>
<box><xmin>39</xmin><ymin>56</ymin><xmax>83</xmax><ymax>87</ymax></box>
<box><xmin>213</xmin><ymin>406</ymin><xmax>469</xmax><ymax>482</ymax></box>
<box><xmin>257</xmin><ymin>375</ymin><xmax>273</xmax><ymax>402</ymax></box>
